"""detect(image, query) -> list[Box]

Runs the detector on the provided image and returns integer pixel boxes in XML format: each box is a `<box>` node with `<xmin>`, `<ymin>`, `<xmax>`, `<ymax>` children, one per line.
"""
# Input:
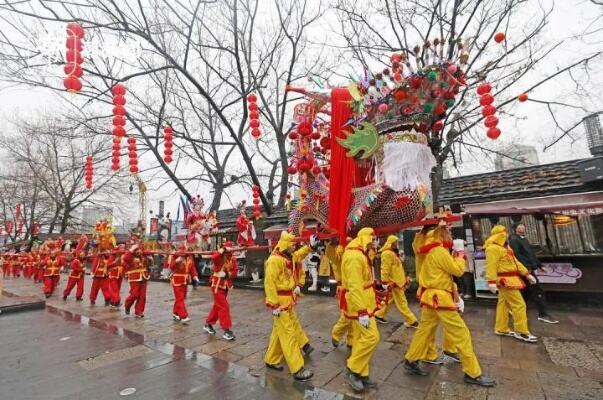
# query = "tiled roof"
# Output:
<box><xmin>438</xmin><ymin>157</ymin><xmax>603</xmax><ymax>205</ymax></box>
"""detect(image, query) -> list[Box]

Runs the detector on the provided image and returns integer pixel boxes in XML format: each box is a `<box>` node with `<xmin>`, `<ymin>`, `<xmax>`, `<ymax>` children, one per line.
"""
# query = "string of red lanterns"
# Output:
<box><xmin>84</xmin><ymin>155</ymin><xmax>93</xmax><ymax>190</ymax></box>
<box><xmin>252</xmin><ymin>184</ymin><xmax>261</xmax><ymax>219</ymax></box>
<box><xmin>476</xmin><ymin>82</ymin><xmax>501</xmax><ymax>140</ymax></box>
<box><xmin>163</xmin><ymin>125</ymin><xmax>174</xmax><ymax>164</ymax></box>
<box><xmin>247</xmin><ymin>93</ymin><xmax>262</xmax><ymax>139</ymax></box>
<box><xmin>63</xmin><ymin>22</ymin><xmax>85</xmax><ymax>93</ymax></box>
<box><xmin>127</xmin><ymin>136</ymin><xmax>139</xmax><ymax>174</ymax></box>
<box><xmin>111</xmin><ymin>84</ymin><xmax>127</xmax><ymax>171</ymax></box>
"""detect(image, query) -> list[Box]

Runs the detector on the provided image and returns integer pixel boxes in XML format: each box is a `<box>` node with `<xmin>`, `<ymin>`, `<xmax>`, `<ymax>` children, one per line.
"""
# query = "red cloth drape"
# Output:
<box><xmin>328</xmin><ymin>88</ymin><xmax>357</xmax><ymax>243</ymax></box>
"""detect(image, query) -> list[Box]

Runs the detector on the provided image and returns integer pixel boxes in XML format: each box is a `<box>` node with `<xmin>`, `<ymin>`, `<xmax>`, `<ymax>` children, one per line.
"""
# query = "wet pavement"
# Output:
<box><xmin>2</xmin><ymin>276</ymin><xmax>603</xmax><ymax>399</ymax></box>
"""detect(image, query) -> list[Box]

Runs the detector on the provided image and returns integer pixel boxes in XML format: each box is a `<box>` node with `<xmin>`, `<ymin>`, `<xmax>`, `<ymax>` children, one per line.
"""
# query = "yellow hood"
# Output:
<box><xmin>484</xmin><ymin>225</ymin><xmax>507</xmax><ymax>249</ymax></box>
<box><xmin>275</xmin><ymin>231</ymin><xmax>295</xmax><ymax>253</ymax></box>
<box><xmin>380</xmin><ymin>235</ymin><xmax>398</xmax><ymax>253</ymax></box>
<box><xmin>346</xmin><ymin>227</ymin><xmax>375</xmax><ymax>251</ymax></box>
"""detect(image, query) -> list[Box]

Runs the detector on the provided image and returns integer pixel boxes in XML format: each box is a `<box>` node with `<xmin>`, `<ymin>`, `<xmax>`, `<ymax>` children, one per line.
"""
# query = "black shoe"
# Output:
<box><xmin>265</xmin><ymin>363</ymin><xmax>284</xmax><ymax>371</ymax></box>
<box><xmin>344</xmin><ymin>368</ymin><xmax>364</xmax><ymax>392</ymax></box>
<box><xmin>538</xmin><ymin>315</ymin><xmax>559</xmax><ymax>324</ymax></box>
<box><xmin>124</xmin><ymin>307</ymin><xmax>130</xmax><ymax>315</ymax></box>
<box><xmin>63</xmin><ymin>295</ymin><xmax>67</xmax><ymax>301</ymax></box>
<box><xmin>375</xmin><ymin>316</ymin><xmax>388</xmax><ymax>324</ymax></box>
<box><xmin>76</xmin><ymin>297</ymin><xmax>83</xmax><ymax>302</ymax></box>
<box><xmin>464</xmin><ymin>374</ymin><xmax>496</xmax><ymax>387</ymax></box>
<box><xmin>361</xmin><ymin>376</ymin><xmax>378</xmax><ymax>389</ymax></box>
<box><xmin>443</xmin><ymin>351</ymin><xmax>461</xmax><ymax>363</ymax></box>
<box><xmin>105</xmin><ymin>300</ymin><xmax>110</xmax><ymax>306</ymax></box>
<box><xmin>331</xmin><ymin>338</ymin><xmax>339</xmax><ymax>348</ymax></box>
<box><xmin>45</xmin><ymin>294</ymin><xmax>51</xmax><ymax>299</ymax></box>
<box><xmin>403</xmin><ymin>360</ymin><xmax>429</xmax><ymax>376</ymax></box>
<box><xmin>203</xmin><ymin>324</ymin><xmax>216</xmax><ymax>335</ymax></box>
<box><xmin>302</xmin><ymin>343</ymin><xmax>314</xmax><ymax>357</ymax></box>
<box><xmin>293</xmin><ymin>367</ymin><xmax>313</xmax><ymax>381</ymax></box>
<box><xmin>405</xmin><ymin>321</ymin><xmax>419</xmax><ymax>329</ymax></box>
<box><xmin>223</xmin><ymin>330</ymin><xmax>235</xmax><ymax>341</ymax></box>
<box><xmin>90</xmin><ymin>300</ymin><xmax>96</xmax><ymax>305</ymax></box>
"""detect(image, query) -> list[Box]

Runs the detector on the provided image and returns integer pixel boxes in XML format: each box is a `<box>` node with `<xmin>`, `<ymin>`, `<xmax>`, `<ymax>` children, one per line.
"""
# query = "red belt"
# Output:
<box><xmin>277</xmin><ymin>290</ymin><xmax>293</xmax><ymax>296</ymax></box>
<box><xmin>498</xmin><ymin>272</ymin><xmax>519</xmax><ymax>277</ymax></box>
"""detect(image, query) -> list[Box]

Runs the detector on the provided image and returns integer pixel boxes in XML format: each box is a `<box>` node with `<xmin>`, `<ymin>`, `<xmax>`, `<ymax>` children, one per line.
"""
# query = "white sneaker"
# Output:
<box><xmin>514</xmin><ymin>332</ymin><xmax>537</xmax><ymax>343</ymax></box>
<box><xmin>308</xmin><ymin>285</ymin><xmax>317</xmax><ymax>292</ymax></box>
<box><xmin>181</xmin><ymin>317</ymin><xmax>190</xmax><ymax>325</ymax></box>
<box><xmin>538</xmin><ymin>315</ymin><xmax>559</xmax><ymax>324</ymax></box>
<box><xmin>172</xmin><ymin>313</ymin><xmax>181</xmax><ymax>321</ymax></box>
<box><xmin>494</xmin><ymin>330</ymin><xmax>515</xmax><ymax>337</ymax></box>
<box><xmin>321</xmin><ymin>287</ymin><xmax>331</xmax><ymax>293</ymax></box>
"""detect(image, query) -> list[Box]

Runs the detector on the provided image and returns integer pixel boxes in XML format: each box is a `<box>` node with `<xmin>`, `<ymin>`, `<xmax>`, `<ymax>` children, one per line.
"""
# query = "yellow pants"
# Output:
<box><xmin>264</xmin><ymin>309</ymin><xmax>304</xmax><ymax>374</ymax></box>
<box><xmin>424</xmin><ymin>327</ymin><xmax>457</xmax><ymax>361</ymax></box>
<box><xmin>405</xmin><ymin>307</ymin><xmax>482</xmax><ymax>378</ymax></box>
<box><xmin>375</xmin><ymin>287</ymin><xmax>417</xmax><ymax>324</ymax></box>
<box><xmin>347</xmin><ymin>318</ymin><xmax>380</xmax><ymax>377</ymax></box>
<box><xmin>495</xmin><ymin>287</ymin><xmax>529</xmax><ymax>335</ymax></box>
<box><xmin>291</xmin><ymin>307</ymin><xmax>310</xmax><ymax>348</ymax></box>
<box><xmin>331</xmin><ymin>311</ymin><xmax>355</xmax><ymax>345</ymax></box>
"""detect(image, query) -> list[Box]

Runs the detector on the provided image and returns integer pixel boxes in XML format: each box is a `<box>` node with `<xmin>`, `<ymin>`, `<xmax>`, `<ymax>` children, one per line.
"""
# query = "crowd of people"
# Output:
<box><xmin>0</xmin><ymin>221</ymin><xmax>558</xmax><ymax>393</ymax></box>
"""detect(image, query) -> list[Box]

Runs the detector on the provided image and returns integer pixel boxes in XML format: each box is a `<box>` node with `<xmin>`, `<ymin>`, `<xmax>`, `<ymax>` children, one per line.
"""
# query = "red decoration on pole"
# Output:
<box><xmin>163</xmin><ymin>125</ymin><xmax>174</xmax><ymax>164</ymax></box>
<box><xmin>111</xmin><ymin>84</ymin><xmax>128</xmax><ymax>171</ymax></box>
<box><xmin>247</xmin><ymin>93</ymin><xmax>262</xmax><ymax>139</ymax></box>
<box><xmin>84</xmin><ymin>155</ymin><xmax>93</xmax><ymax>190</ymax></box>
<box><xmin>64</xmin><ymin>22</ymin><xmax>84</xmax><ymax>93</ymax></box>
<box><xmin>476</xmin><ymin>82</ymin><xmax>502</xmax><ymax>140</ymax></box>
<box><xmin>251</xmin><ymin>184</ymin><xmax>262</xmax><ymax>219</ymax></box>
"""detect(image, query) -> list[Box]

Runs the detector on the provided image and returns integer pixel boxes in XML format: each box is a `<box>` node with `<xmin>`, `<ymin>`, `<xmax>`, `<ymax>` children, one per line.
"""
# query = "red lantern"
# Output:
<box><xmin>310</xmin><ymin>131</ymin><xmax>320</xmax><ymax>140</ymax></box>
<box><xmin>476</xmin><ymin>82</ymin><xmax>492</xmax><ymax>95</ymax></box>
<box><xmin>287</xmin><ymin>166</ymin><xmax>297</xmax><ymax>175</ymax></box>
<box><xmin>253</xmin><ymin>198</ymin><xmax>260</xmax><ymax>205</ymax></box>
<box><xmin>113</xmin><ymin>126</ymin><xmax>126</xmax><ymax>137</ymax></box>
<box><xmin>164</xmin><ymin>141</ymin><xmax>173</xmax><ymax>149</ymax></box>
<box><xmin>494</xmin><ymin>32</ymin><xmax>506</xmax><ymax>43</ymax></box>
<box><xmin>252</xmin><ymin>184</ymin><xmax>260</xmax><ymax>192</ymax></box>
<box><xmin>484</xmin><ymin>115</ymin><xmax>499</xmax><ymax>128</ymax></box>
<box><xmin>487</xmin><ymin>127</ymin><xmax>501</xmax><ymax>139</ymax></box>
<box><xmin>66</xmin><ymin>22</ymin><xmax>84</xmax><ymax>39</ymax></box>
<box><xmin>517</xmin><ymin>93</ymin><xmax>529</xmax><ymax>102</ymax></box>
<box><xmin>311</xmin><ymin>166</ymin><xmax>321</xmax><ymax>175</ymax></box>
<box><xmin>129</xmin><ymin>165</ymin><xmax>139</xmax><ymax>174</ymax></box>
<box><xmin>127</xmin><ymin>136</ymin><xmax>136</xmax><ymax>144</ymax></box>
<box><xmin>247</xmin><ymin>93</ymin><xmax>257</xmax><ymax>103</ymax></box>
<box><xmin>113</xmin><ymin>106</ymin><xmax>126</xmax><ymax>116</ymax></box>
<box><xmin>249</xmin><ymin>119</ymin><xmax>260</xmax><ymax>129</ymax></box>
<box><xmin>251</xmin><ymin>128</ymin><xmax>261</xmax><ymax>138</ymax></box>
<box><xmin>63</xmin><ymin>63</ymin><xmax>83</xmax><ymax>77</ymax></box>
<box><xmin>63</xmin><ymin>76</ymin><xmax>82</xmax><ymax>92</ymax></box>
<box><xmin>164</xmin><ymin>155</ymin><xmax>173</xmax><ymax>163</ymax></box>
<box><xmin>112</xmin><ymin>84</ymin><xmax>126</xmax><ymax>96</ymax></box>
<box><xmin>113</xmin><ymin>95</ymin><xmax>126</xmax><ymax>106</ymax></box>
<box><xmin>65</xmin><ymin>49</ymin><xmax>84</xmax><ymax>65</ymax></box>
<box><xmin>481</xmin><ymin>105</ymin><xmax>497</xmax><ymax>117</ymax></box>
<box><xmin>479</xmin><ymin>93</ymin><xmax>494</xmax><ymax>106</ymax></box>
<box><xmin>163</xmin><ymin>125</ymin><xmax>174</xmax><ymax>163</ymax></box>
<box><xmin>65</xmin><ymin>36</ymin><xmax>83</xmax><ymax>51</ymax></box>
<box><xmin>112</xmin><ymin>143</ymin><xmax>121</xmax><ymax>151</ymax></box>
<box><xmin>253</xmin><ymin>210</ymin><xmax>261</xmax><ymax>218</ymax></box>
<box><xmin>249</xmin><ymin>111</ymin><xmax>259</xmax><ymax>120</ymax></box>
<box><xmin>128</xmin><ymin>150</ymin><xmax>138</xmax><ymax>158</ymax></box>
<box><xmin>288</xmin><ymin>131</ymin><xmax>299</xmax><ymax>140</ymax></box>
<box><xmin>112</xmin><ymin>116</ymin><xmax>126</xmax><ymax>126</ymax></box>
<box><xmin>298</xmin><ymin>122</ymin><xmax>312</xmax><ymax>136</ymax></box>
<box><xmin>248</xmin><ymin>102</ymin><xmax>258</xmax><ymax>112</ymax></box>
<box><xmin>164</xmin><ymin>148</ymin><xmax>173</xmax><ymax>156</ymax></box>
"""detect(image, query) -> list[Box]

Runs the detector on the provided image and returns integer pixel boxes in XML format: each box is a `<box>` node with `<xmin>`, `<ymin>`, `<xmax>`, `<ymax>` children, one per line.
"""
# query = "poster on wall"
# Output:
<box><xmin>535</xmin><ymin>263</ymin><xmax>582</xmax><ymax>284</ymax></box>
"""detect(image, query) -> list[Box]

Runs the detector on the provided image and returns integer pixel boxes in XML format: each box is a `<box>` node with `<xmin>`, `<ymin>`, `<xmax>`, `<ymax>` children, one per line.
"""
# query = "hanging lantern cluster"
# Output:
<box><xmin>163</xmin><ymin>125</ymin><xmax>174</xmax><ymax>163</ymax></box>
<box><xmin>127</xmin><ymin>136</ymin><xmax>138</xmax><ymax>174</ymax></box>
<box><xmin>84</xmin><ymin>155</ymin><xmax>93</xmax><ymax>190</ymax></box>
<box><xmin>476</xmin><ymin>82</ymin><xmax>501</xmax><ymax>140</ymax></box>
<box><xmin>247</xmin><ymin>93</ymin><xmax>262</xmax><ymax>139</ymax></box>
<box><xmin>111</xmin><ymin>84</ymin><xmax>127</xmax><ymax>171</ymax></box>
<box><xmin>252</xmin><ymin>185</ymin><xmax>261</xmax><ymax>219</ymax></box>
<box><xmin>63</xmin><ymin>22</ymin><xmax>85</xmax><ymax>93</ymax></box>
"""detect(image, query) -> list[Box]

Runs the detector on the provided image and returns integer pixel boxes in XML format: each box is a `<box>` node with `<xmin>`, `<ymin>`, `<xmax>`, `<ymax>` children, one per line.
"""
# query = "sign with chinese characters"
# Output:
<box><xmin>535</xmin><ymin>263</ymin><xmax>582</xmax><ymax>284</ymax></box>
<box><xmin>557</xmin><ymin>207</ymin><xmax>603</xmax><ymax>216</ymax></box>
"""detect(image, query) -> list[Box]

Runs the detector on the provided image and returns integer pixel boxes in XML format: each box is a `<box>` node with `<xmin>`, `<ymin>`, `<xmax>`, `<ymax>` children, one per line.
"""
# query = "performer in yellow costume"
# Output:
<box><xmin>412</xmin><ymin>227</ymin><xmax>460</xmax><ymax>364</ymax></box>
<box><xmin>374</xmin><ymin>235</ymin><xmax>417</xmax><ymax>327</ymax></box>
<box><xmin>263</xmin><ymin>231</ymin><xmax>315</xmax><ymax>381</ymax></box>
<box><xmin>341</xmin><ymin>228</ymin><xmax>380</xmax><ymax>393</ymax></box>
<box><xmin>329</xmin><ymin>238</ymin><xmax>356</xmax><ymax>348</ymax></box>
<box><xmin>404</xmin><ymin>226</ymin><xmax>495</xmax><ymax>387</ymax></box>
<box><xmin>485</xmin><ymin>225</ymin><xmax>538</xmax><ymax>343</ymax></box>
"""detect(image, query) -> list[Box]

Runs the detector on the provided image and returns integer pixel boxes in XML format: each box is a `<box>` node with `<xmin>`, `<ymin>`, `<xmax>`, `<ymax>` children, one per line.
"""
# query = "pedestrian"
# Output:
<box><xmin>107</xmin><ymin>246</ymin><xmax>125</xmax><ymax>308</ymax></box>
<box><xmin>404</xmin><ymin>225</ymin><xmax>495</xmax><ymax>388</ymax></box>
<box><xmin>203</xmin><ymin>241</ymin><xmax>237</xmax><ymax>339</ymax></box>
<box><xmin>63</xmin><ymin>250</ymin><xmax>86</xmax><ymax>301</ymax></box>
<box><xmin>329</xmin><ymin>237</ymin><xmax>355</xmax><ymax>348</ymax></box>
<box><xmin>41</xmin><ymin>243</ymin><xmax>64</xmax><ymax>298</ymax></box>
<box><xmin>263</xmin><ymin>231</ymin><xmax>314</xmax><ymax>381</ymax></box>
<box><xmin>485</xmin><ymin>225</ymin><xmax>539</xmax><ymax>343</ymax></box>
<box><xmin>170</xmin><ymin>247</ymin><xmax>199</xmax><ymax>325</ymax></box>
<box><xmin>508</xmin><ymin>223</ymin><xmax>558</xmax><ymax>324</ymax></box>
<box><xmin>89</xmin><ymin>250</ymin><xmax>112</xmax><ymax>306</ymax></box>
<box><xmin>373</xmin><ymin>235</ymin><xmax>418</xmax><ymax>328</ymax></box>
<box><xmin>341</xmin><ymin>228</ymin><xmax>381</xmax><ymax>393</ymax></box>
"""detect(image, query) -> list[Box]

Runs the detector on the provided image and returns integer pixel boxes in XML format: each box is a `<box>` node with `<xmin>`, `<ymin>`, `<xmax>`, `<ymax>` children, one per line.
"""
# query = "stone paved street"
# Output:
<box><xmin>3</xmin><ymin>275</ymin><xmax>603</xmax><ymax>399</ymax></box>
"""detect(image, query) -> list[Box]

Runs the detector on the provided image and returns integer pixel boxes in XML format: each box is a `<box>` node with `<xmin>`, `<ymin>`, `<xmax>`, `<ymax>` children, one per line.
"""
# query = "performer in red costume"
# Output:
<box><xmin>107</xmin><ymin>245</ymin><xmax>125</xmax><ymax>308</ymax></box>
<box><xmin>203</xmin><ymin>241</ymin><xmax>238</xmax><ymax>341</ymax></box>
<box><xmin>89</xmin><ymin>249</ymin><xmax>113</xmax><ymax>306</ymax></box>
<box><xmin>169</xmin><ymin>247</ymin><xmax>199</xmax><ymax>324</ymax></box>
<box><xmin>236</xmin><ymin>202</ymin><xmax>256</xmax><ymax>247</ymax></box>
<box><xmin>123</xmin><ymin>243</ymin><xmax>151</xmax><ymax>318</ymax></box>
<box><xmin>41</xmin><ymin>243</ymin><xmax>65</xmax><ymax>298</ymax></box>
<box><xmin>63</xmin><ymin>251</ymin><xmax>86</xmax><ymax>301</ymax></box>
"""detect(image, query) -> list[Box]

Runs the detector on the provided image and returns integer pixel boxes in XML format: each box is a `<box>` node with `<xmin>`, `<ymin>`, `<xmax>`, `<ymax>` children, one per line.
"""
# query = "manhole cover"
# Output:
<box><xmin>119</xmin><ymin>387</ymin><xmax>137</xmax><ymax>396</ymax></box>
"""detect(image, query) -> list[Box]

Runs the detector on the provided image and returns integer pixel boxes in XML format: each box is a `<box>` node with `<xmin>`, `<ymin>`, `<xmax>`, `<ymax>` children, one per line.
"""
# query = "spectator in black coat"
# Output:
<box><xmin>509</xmin><ymin>223</ymin><xmax>559</xmax><ymax>324</ymax></box>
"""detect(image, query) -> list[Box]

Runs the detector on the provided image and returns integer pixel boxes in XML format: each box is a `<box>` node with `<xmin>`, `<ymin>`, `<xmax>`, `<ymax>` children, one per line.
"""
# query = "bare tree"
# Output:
<box><xmin>334</xmin><ymin>0</ymin><xmax>602</xmax><ymax>200</ymax></box>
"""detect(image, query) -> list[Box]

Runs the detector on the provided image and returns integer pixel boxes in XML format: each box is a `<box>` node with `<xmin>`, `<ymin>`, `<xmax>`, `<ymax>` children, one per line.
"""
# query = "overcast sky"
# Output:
<box><xmin>0</xmin><ymin>0</ymin><xmax>601</xmax><ymax>224</ymax></box>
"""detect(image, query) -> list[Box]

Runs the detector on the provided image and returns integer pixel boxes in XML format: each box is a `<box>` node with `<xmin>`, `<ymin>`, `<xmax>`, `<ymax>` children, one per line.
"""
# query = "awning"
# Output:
<box><xmin>464</xmin><ymin>191</ymin><xmax>603</xmax><ymax>215</ymax></box>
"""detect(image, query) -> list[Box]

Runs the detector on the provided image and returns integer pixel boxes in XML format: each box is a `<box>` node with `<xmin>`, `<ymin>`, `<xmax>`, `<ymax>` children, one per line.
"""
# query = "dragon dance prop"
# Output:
<box><xmin>286</xmin><ymin>42</ymin><xmax>473</xmax><ymax>240</ymax></box>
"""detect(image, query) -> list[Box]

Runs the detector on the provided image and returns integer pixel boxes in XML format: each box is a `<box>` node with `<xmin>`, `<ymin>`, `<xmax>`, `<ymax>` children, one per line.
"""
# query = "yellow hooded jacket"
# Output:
<box><xmin>485</xmin><ymin>225</ymin><xmax>529</xmax><ymax>289</ymax></box>
<box><xmin>264</xmin><ymin>231</ymin><xmax>311</xmax><ymax>310</ymax></box>
<box><xmin>412</xmin><ymin>230</ymin><xmax>427</xmax><ymax>286</ymax></box>
<box><xmin>379</xmin><ymin>235</ymin><xmax>407</xmax><ymax>289</ymax></box>
<box><xmin>325</xmin><ymin>242</ymin><xmax>344</xmax><ymax>283</ymax></box>
<box><xmin>341</xmin><ymin>228</ymin><xmax>377</xmax><ymax>318</ymax></box>
<box><xmin>417</xmin><ymin>227</ymin><xmax>464</xmax><ymax>310</ymax></box>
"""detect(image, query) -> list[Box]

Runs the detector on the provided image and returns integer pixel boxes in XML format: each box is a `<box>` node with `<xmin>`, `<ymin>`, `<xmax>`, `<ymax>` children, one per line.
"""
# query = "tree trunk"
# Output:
<box><xmin>431</xmin><ymin>162</ymin><xmax>444</xmax><ymax>207</ymax></box>
<box><xmin>59</xmin><ymin>207</ymin><xmax>71</xmax><ymax>233</ymax></box>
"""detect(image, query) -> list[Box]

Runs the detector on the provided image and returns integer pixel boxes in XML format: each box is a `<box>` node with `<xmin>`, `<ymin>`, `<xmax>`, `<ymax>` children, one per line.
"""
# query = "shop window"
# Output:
<box><xmin>551</xmin><ymin>214</ymin><xmax>602</xmax><ymax>254</ymax></box>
